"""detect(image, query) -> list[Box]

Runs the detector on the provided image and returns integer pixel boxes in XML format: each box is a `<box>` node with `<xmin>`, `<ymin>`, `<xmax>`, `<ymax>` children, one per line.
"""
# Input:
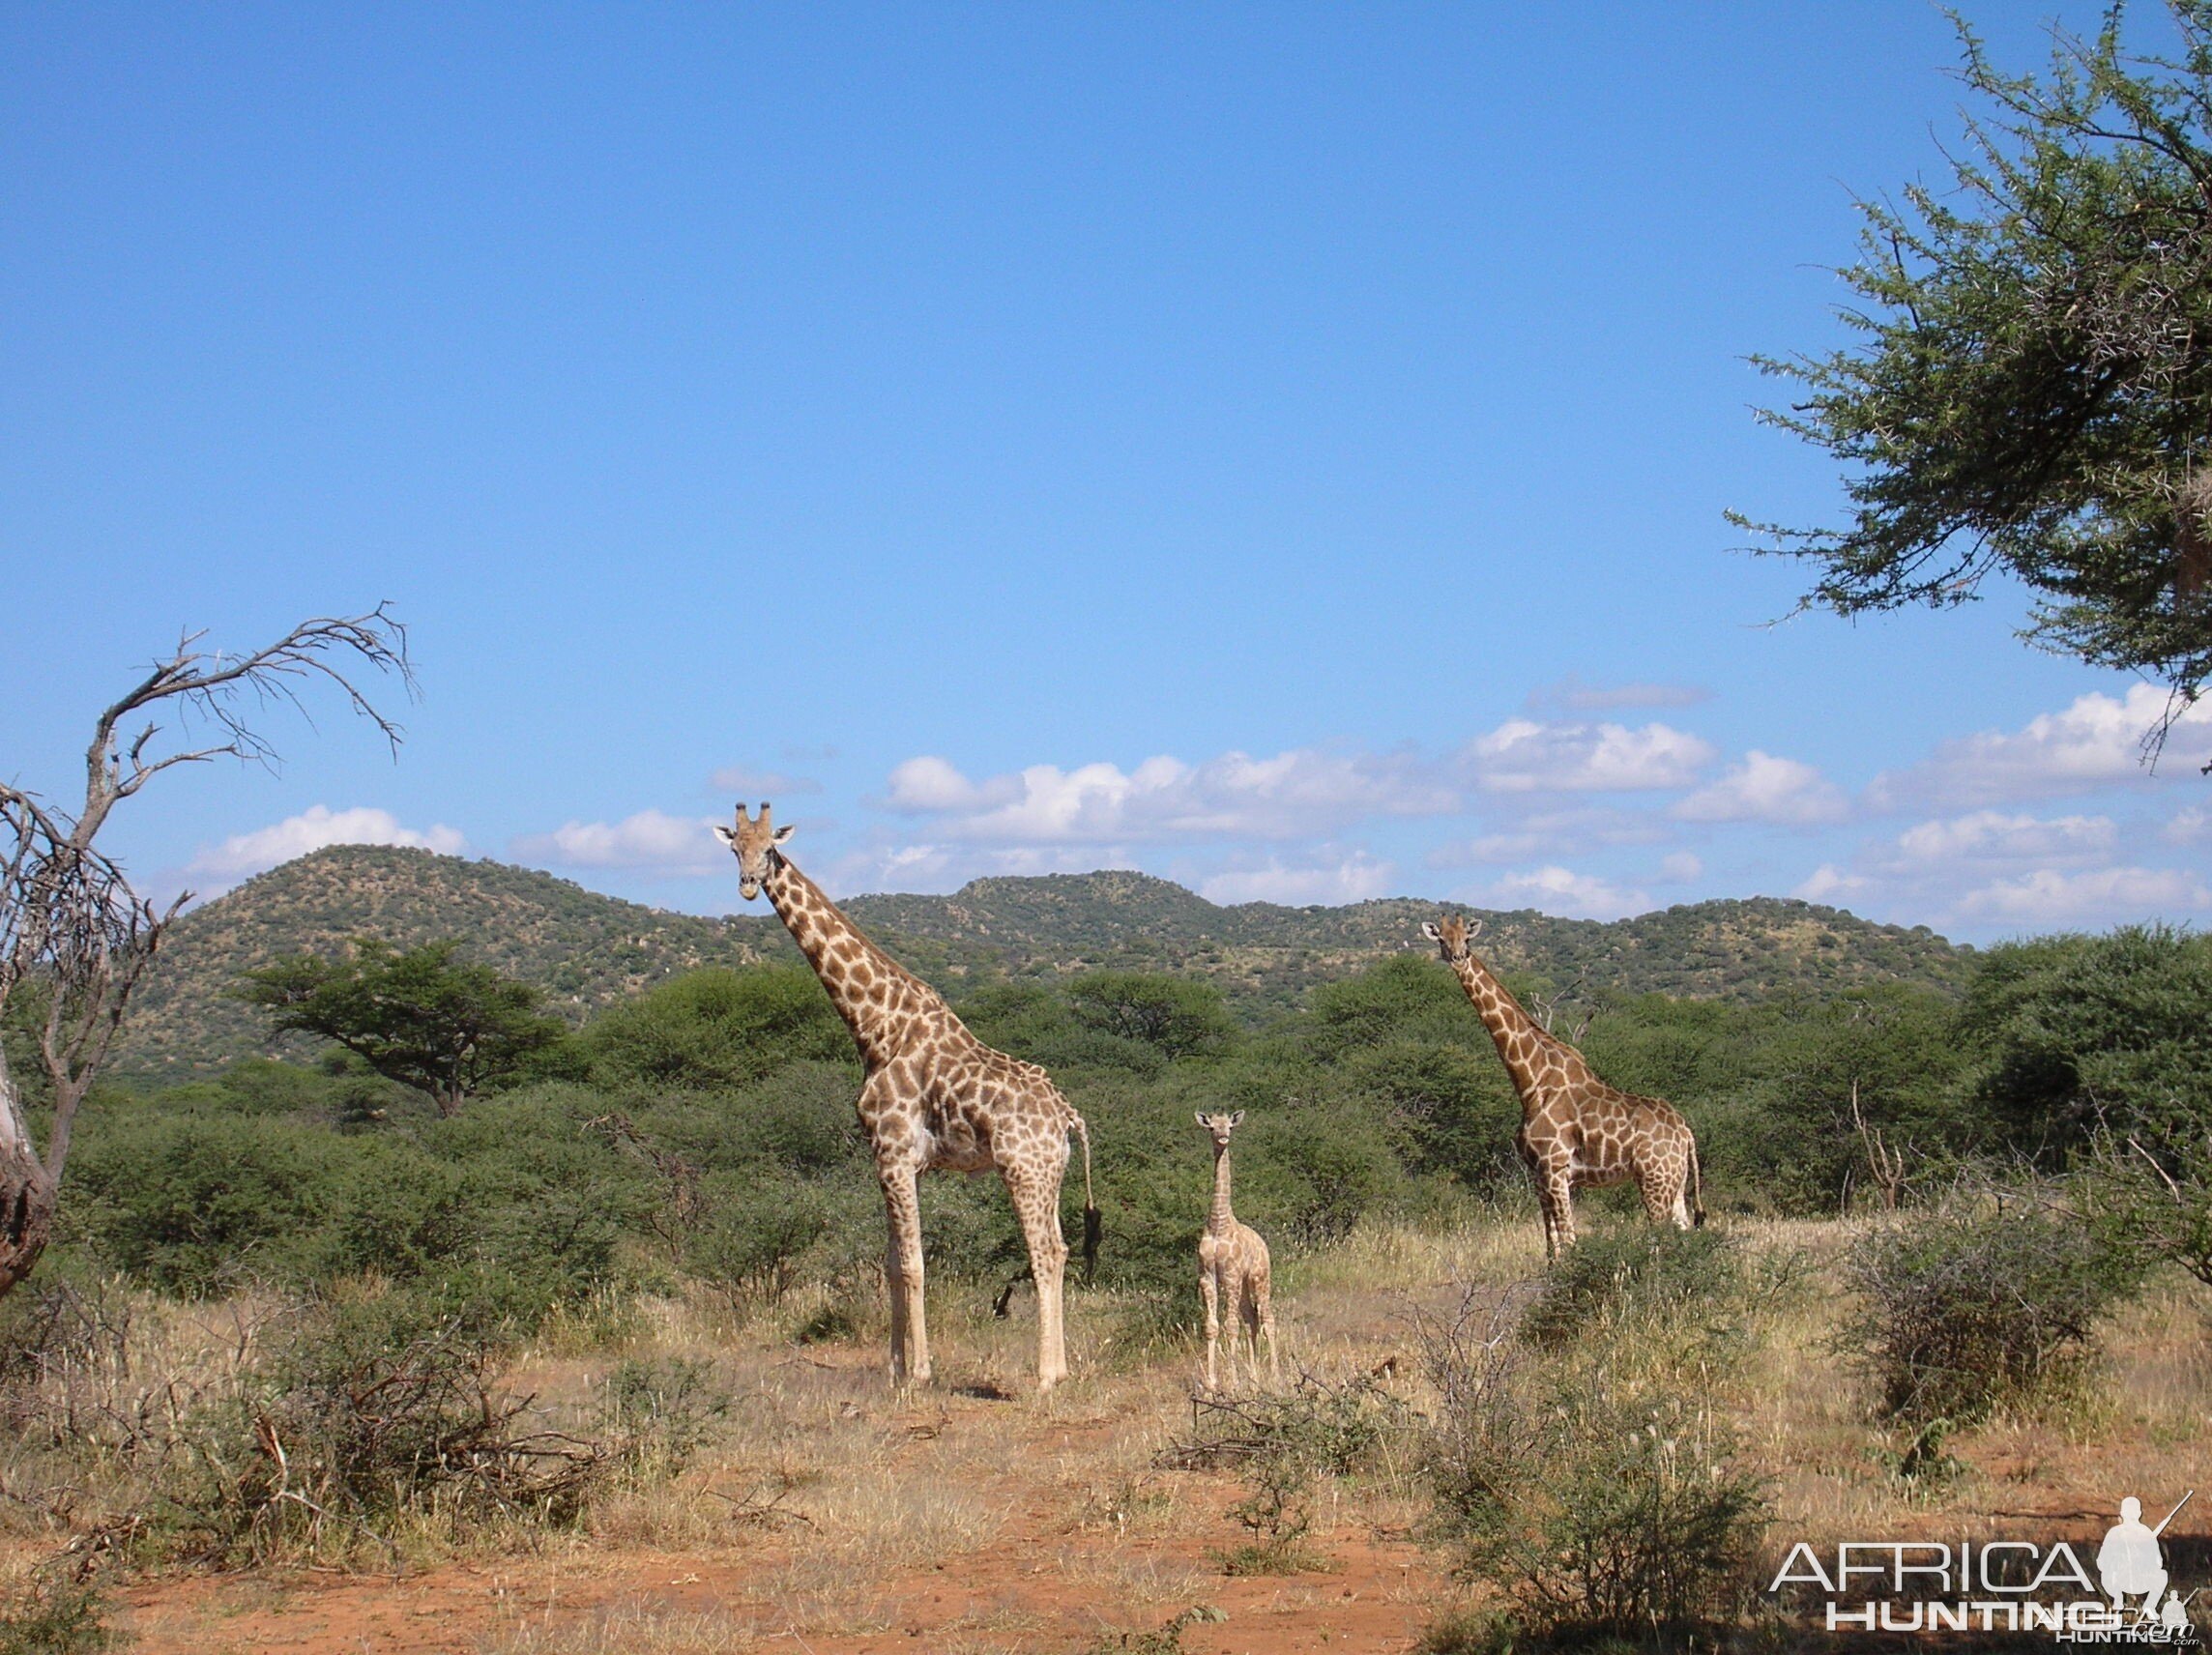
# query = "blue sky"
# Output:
<box><xmin>5</xmin><ymin>3</ymin><xmax>2208</xmax><ymax>944</ymax></box>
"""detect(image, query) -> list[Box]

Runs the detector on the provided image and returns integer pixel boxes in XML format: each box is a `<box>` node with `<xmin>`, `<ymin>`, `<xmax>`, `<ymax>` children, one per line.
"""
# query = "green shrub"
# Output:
<box><xmin>0</xmin><ymin>1579</ymin><xmax>113</xmax><ymax>1655</ymax></box>
<box><xmin>1519</xmin><ymin>1226</ymin><xmax>1745</xmax><ymax>1351</ymax></box>
<box><xmin>580</xmin><ymin>966</ymin><xmax>852</xmax><ymax>1089</ymax></box>
<box><xmin>1424</xmin><ymin>1265</ymin><xmax>1769</xmax><ymax>1645</ymax></box>
<box><xmin>1420</xmin><ymin>1285</ymin><xmax>1769</xmax><ymax>1644</ymax></box>
<box><xmin>1066</xmin><ymin>972</ymin><xmax>1236</xmax><ymax>1062</ymax></box>
<box><xmin>598</xmin><ymin>1355</ymin><xmax>731</xmax><ymax>1477</ymax></box>
<box><xmin>427</xmin><ymin>1086</ymin><xmax>655</xmax><ymax>1316</ymax></box>
<box><xmin>1841</xmin><ymin>1196</ymin><xmax>2140</xmax><ymax>1445</ymax></box>
<box><xmin>683</xmin><ymin>1173</ymin><xmax>860</xmax><ymax>1307</ymax></box>
<box><xmin>1959</xmin><ymin>925</ymin><xmax>2212</xmax><ymax>1161</ymax></box>
<box><xmin>68</xmin><ymin>1115</ymin><xmax>462</xmax><ymax>1295</ymax></box>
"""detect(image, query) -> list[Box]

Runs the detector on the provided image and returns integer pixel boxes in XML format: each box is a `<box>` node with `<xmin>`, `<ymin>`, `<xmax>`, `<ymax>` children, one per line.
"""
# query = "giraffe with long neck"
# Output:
<box><xmin>717</xmin><ymin>803</ymin><xmax>1095</xmax><ymax>1390</ymax></box>
<box><xmin>1195</xmin><ymin>1110</ymin><xmax>1277</xmax><ymax>1391</ymax></box>
<box><xmin>1424</xmin><ymin>915</ymin><xmax>1702</xmax><ymax>1259</ymax></box>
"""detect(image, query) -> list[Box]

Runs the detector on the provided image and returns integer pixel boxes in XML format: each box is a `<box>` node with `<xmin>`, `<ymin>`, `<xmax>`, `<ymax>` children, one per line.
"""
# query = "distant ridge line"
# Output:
<box><xmin>111</xmin><ymin>844</ymin><xmax>1968</xmax><ymax>1081</ymax></box>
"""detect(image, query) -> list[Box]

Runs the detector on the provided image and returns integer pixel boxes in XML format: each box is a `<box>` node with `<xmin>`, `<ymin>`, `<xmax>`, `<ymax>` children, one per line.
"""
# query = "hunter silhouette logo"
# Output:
<box><xmin>1767</xmin><ymin>1488</ymin><xmax>2197</xmax><ymax>1641</ymax></box>
<box><xmin>2099</xmin><ymin>1493</ymin><xmax>2195</xmax><ymax>1633</ymax></box>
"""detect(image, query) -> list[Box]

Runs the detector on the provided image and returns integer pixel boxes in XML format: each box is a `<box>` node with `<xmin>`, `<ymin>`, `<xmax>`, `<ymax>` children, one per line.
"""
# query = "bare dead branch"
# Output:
<box><xmin>0</xmin><ymin>608</ymin><xmax>414</xmax><ymax>1295</ymax></box>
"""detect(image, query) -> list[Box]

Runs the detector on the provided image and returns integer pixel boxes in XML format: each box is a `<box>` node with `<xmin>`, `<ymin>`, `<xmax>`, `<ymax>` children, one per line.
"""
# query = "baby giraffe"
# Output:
<box><xmin>1196</xmin><ymin>1110</ymin><xmax>1279</xmax><ymax>1391</ymax></box>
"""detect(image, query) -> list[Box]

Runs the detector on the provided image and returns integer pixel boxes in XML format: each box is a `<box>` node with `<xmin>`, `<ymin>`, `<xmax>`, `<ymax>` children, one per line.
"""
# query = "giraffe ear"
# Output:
<box><xmin>771</xmin><ymin>824</ymin><xmax>796</xmax><ymax>845</ymax></box>
<box><xmin>1228</xmin><ymin>1110</ymin><xmax>1244</xmax><ymax>1127</ymax></box>
<box><xmin>1194</xmin><ymin>1112</ymin><xmax>1208</xmax><ymax>1128</ymax></box>
<box><xmin>713</xmin><ymin>826</ymin><xmax>738</xmax><ymax>848</ymax></box>
<box><xmin>1420</xmin><ymin>921</ymin><xmax>1442</xmax><ymax>943</ymax></box>
<box><xmin>1467</xmin><ymin>918</ymin><xmax>1485</xmax><ymax>941</ymax></box>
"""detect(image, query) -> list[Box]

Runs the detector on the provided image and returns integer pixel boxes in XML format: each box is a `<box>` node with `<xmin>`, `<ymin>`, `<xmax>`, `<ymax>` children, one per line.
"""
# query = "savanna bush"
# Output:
<box><xmin>1518</xmin><ymin>1225</ymin><xmax>1746</xmax><ymax>1352</ymax></box>
<box><xmin>683</xmin><ymin>1172</ymin><xmax>870</xmax><ymax>1308</ymax></box>
<box><xmin>579</xmin><ymin>965</ymin><xmax>852</xmax><ymax>1090</ymax></box>
<box><xmin>66</xmin><ymin>1114</ymin><xmax>463</xmax><ymax>1295</ymax></box>
<box><xmin>1420</xmin><ymin>1286</ymin><xmax>1768</xmax><ymax>1645</ymax></box>
<box><xmin>0</xmin><ymin>1578</ymin><xmax>113</xmax><ymax>1655</ymax></box>
<box><xmin>1840</xmin><ymin>1195</ymin><xmax>2140</xmax><ymax>1437</ymax></box>
<box><xmin>150</xmin><ymin>1285</ymin><xmax>705</xmax><ymax>1565</ymax></box>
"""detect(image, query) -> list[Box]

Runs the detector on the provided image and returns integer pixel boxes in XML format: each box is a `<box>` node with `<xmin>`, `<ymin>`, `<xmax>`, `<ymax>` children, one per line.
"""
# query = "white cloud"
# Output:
<box><xmin>1951</xmin><ymin>865</ymin><xmax>2212</xmax><ymax>928</ymax></box>
<box><xmin>1792</xmin><ymin>863</ymin><xmax>1872</xmax><ymax>905</ymax></box>
<box><xmin>1890</xmin><ymin>810</ymin><xmax>2116</xmax><ymax>866</ymax></box>
<box><xmin>1469</xmin><ymin>865</ymin><xmax>1652</xmax><ymax>921</ymax></box>
<box><xmin>186</xmin><ymin>805</ymin><xmax>466</xmax><ymax>886</ymax></box>
<box><xmin>512</xmin><ymin>809</ymin><xmax>722</xmax><ymax>875</ymax></box>
<box><xmin>1425</xmin><ymin>806</ymin><xmax>1670</xmax><ymax>867</ymax></box>
<box><xmin>1200</xmin><ymin>853</ymin><xmax>1396</xmax><ymax>907</ymax></box>
<box><xmin>881</xmin><ymin>746</ymin><xmax>1454</xmax><ymax>844</ymax></box>
<box><xmin>1464</xmin><ymin>718</ymin><xmax>1713</xmax><ymax>794</ymax></box>
<box><xmin>883</xmin><ymin>755</ymin><xmax>1014</xmax><ymax>814</ymax></box>
<box><xmin>1673</xmin><ymin>751</ymin><xmax>1848</xmax><ymax>826</ymax></box>
<box><xmin>2165</xmin><ymin>805</ymin><xmax>2211</xmax><ymax>846</ymax></box>
<box><xmin>1659</xmin><ymin>852</ymin><xmax>1703</xmax><ymax>883</ymax></box>
<box><xmin>1868</xmin><ymin>683</ymin><xmax>2212</xmax><ymax>809</ymax></box>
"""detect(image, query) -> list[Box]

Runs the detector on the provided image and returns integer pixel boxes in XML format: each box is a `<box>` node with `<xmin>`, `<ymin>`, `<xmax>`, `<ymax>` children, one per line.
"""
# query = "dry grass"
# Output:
<box><xmin>4</xmin><ymin>1210</ymin><xmax>2206</xmax><ymax>1653</ymax></box>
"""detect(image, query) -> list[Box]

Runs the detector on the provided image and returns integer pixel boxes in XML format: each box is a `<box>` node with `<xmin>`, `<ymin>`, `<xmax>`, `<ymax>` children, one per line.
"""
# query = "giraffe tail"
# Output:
<box><xmin>1072</xmin><ymin>1111</ymin><xmax>1100</xmax><ymax>1286</ymax></box>
<box><xmin>1690</xmin><ymin>1140</ymin><xmax>1706</xmax><ymax>1229</ymax></box>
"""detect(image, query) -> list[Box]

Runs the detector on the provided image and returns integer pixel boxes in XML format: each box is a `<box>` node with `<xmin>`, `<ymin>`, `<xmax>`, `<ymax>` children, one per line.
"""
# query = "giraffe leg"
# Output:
<box><xmin>1248</xmin><ymin>1267</ymin><xmax>1278</xmax><ymax>1387</ymax></box>
<box><xmin>1261</xmin><ymin>1261</ymin><xmax>1279</xmax><ymax>1384</ymax></box>
<box><xmin>1540</xmin><ymin>1168</ymin><xmax>1576</xmax><ymax>1260</ymax></box>
<box><xmin>1004</xmin><ymin>1163</ymin><xmax>1070</xmax><ymax>1391</ymax></box>
<box><xmin>879</xmin><ymin>1164</ymin><xmax>930</xmax><ymax>1387</ymax></box>
<box><xmin>1199</xmin><ymin>1264</ymin><xmax>1221</xmax><ymax>1391</ymax></box>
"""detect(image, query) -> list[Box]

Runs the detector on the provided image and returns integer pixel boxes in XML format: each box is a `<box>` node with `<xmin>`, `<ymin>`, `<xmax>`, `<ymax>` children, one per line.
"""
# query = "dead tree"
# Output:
<box><xmin>0</xmin><ymin>610</ymin><xmax>411</xmax><ymax>1296</ymax></box>
<box><xmin>1848</xmin><ymin>1079</ymin><xmax>1908</xmax><ymax>1212</ymax></box>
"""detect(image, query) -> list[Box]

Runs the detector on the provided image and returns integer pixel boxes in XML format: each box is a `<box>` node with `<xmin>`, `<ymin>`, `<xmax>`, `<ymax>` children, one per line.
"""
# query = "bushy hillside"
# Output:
<box><xmin>113</xmin><ymin>847</ymin><xmax>1969</xmax><ymax>1079</ymax></box>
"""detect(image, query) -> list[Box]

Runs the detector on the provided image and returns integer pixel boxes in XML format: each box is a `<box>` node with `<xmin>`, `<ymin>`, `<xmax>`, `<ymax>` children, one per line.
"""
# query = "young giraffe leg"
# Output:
<box><xmin>1199</xmin><ymin>1263</ymin><xmax>1222</xmax><ymax>1391</ymax></box>
<box><xmin>1247</xmin><ymin>1266</ymin><xmax>1279</xmax><ymax>1386</ymax></box>
<box><xmin>1003</xmin><ymin>1162</ymin><xmax>1070</xmax><ymax>1390</ymax></box>
<box><xmin>879</xmin><ymin>1164</ymin><xmax>930</xmax><ymax>1386</ymax></box>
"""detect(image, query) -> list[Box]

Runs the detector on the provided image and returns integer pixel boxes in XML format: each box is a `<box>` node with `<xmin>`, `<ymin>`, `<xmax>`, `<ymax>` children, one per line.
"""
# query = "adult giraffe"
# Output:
<box><xmin>717</xmin><ymin>803</ymin><xmax>1096</xmax><ymax>1389</ymax></box>
<box><xmin>1424</xmin><ymin>914</ymin><xmax>1702</xmax><ymax>1258</ymax></box>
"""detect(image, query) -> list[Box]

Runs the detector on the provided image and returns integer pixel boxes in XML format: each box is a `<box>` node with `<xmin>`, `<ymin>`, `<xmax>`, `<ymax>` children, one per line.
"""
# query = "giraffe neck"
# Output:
<box><xmin>1208</xmin><ymin>1141</ymin><xmax>1237</xmax><ymax>1236</ymax></box>
<box><xmin>761</xmin><ymin>852</ymin><xmax>946</xmax><ymax>1065</ymax></box>
<box><xmin>1448</xmin><ymin>953</ymin><xmax>1585</xmax><ymax>1115</ymax></box>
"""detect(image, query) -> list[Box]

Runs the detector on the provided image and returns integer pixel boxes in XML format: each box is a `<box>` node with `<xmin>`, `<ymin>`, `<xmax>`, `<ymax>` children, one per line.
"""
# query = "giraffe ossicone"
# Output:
<box><xmin>717</xmin><ymin>801</ymin><xmax>1096</xmax><ymax>1391</ymax></box>
<box><xmin>1423</xmin><ymin>913</ymin><xmax>1703</xmax><ymax>1260</ymax></box>
<box><xmin>1195</xmin><ymin>1109</ymin><xmax>1278</xmax><ymax>1392</ymax></box>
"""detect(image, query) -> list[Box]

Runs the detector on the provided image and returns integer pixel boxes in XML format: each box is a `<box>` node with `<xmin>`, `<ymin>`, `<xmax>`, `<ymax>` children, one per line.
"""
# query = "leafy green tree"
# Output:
<box><xmin>1064</xmin><ymin>970</ymin><xmax>1236</xmax><ymax>1060</ymax></box>
<box><xmin>236</xmin><ymin>939</ymin><xmax>568</xmax><ymax>1115</ymax></box>
<box><xmin>1959</xmin><ymin>923</ymin><xmax>2212</xmax><ymax>1155</ymax></box>
<box><xmin>579</xmin><ymin>965</ymin><xmax>850</xmax><ymax>1091</ymax></box>
<box><xmin>1296</xmin><ymin>954</ymin><xmax>1470</xmax><ymax>1060</ymax></box>
<box><xmin>1741</xmin><ymin>5</ymin><xmax>2212</xmax><ymax>747</ymax></box>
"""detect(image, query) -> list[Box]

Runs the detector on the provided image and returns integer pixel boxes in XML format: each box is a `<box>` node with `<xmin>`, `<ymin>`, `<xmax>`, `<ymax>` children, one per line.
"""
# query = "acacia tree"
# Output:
<box><xmin>0</xmin><ymin>610</ymin><xmax>411</xmax><ymax>1296</ymax></box>
<box><xmin>1740</xmin><ymin>4</ymin><xmax>2212</xmax><ymax>763</ymax></box>
<box><xmin>236</xmin><ymin>938</ymin><xmax>568</xmax><ymax>1116</ymax></box>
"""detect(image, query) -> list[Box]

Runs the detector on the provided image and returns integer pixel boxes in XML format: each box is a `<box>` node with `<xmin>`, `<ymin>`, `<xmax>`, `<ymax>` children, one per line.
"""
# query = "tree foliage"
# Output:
<box><xmin>236</xmin><ymin>938</ymin><xmax>567</xmax><ymax>1115</ymax></box>
<box><xmin>1742</xmin><ymin>4</ymin><xmax>2212</xmax><ymax>751</ymax></box>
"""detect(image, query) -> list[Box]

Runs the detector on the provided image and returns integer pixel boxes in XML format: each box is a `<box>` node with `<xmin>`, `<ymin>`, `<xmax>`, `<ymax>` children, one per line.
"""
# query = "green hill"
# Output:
<box><xmin>113</xmin><ymin>847</ymin><xmax>1970</xmax><ymax>1080</ymax></box>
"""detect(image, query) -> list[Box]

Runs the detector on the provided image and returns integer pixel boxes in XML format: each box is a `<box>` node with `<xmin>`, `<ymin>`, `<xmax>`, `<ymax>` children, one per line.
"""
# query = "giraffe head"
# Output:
<box><xmin>1421</xmin><ymin>914</ymin><xmax>1482</xmax><ymax>964</ymax></box>
<box><xmin>713</xmin><ymin>802</ymin><xmax>795</xmax><ymax>900</ymax></box>
<box><xmin>1195</xmin><ymin>1109</ymin><xmax>1245</xmax><ymax>1149</ymax></box>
